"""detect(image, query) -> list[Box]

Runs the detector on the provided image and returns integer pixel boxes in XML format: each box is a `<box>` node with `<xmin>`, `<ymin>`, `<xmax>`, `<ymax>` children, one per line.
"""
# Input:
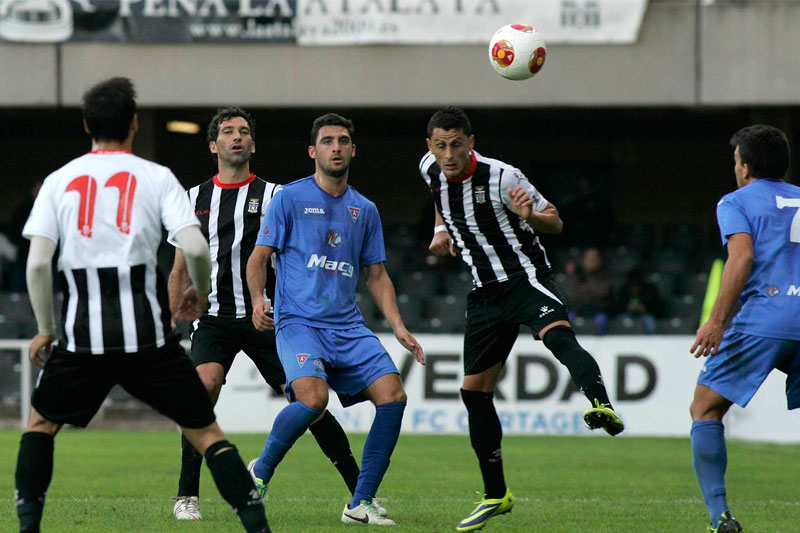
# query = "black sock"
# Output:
<box><xmin>542</xmin><ymin>326</ymin><xmax>612</xmax><ymax>407</ymax></box>
<box><xmin>178</xmin><ymin>434</ymin><xmax>203</xmax><ymax>497</ymax></box>
<box><xmin>15</xmin><ymin>432</ymin><xmax>55</xmax><ymax>533</ymax></box>
<box><xmin>309</xmin><ymin>410</ymin><xmax>360</xmax><ymax>495</ymax></box>
<box><xmin>460</xmin><ymin>389</ymin><xmax>506</xmax><ymax>499</ymax></box>
<box><xmin>204</xmin><ymin>440</ymin><xmax>271</xmax><ymax>533</ymax></box>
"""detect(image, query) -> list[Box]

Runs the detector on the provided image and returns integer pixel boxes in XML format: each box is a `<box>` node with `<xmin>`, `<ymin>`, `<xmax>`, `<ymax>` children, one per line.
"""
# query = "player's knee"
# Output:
<box><xmin>689</xmin><ymin>399</ymin><xmax>726</xmax><ymax>421</ymax></box>
<box><xmin>26</xmin><ymin>410</ymin><xmax>59</xmax><ymax>435</ymax></box>
<box><xmin>296</xmin><ymin>391</ymin><xmax>328</xmax><ymax>411</ymax></box>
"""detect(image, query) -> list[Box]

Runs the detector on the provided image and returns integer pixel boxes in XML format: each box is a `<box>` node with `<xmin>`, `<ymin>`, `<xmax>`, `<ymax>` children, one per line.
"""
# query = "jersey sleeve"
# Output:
<box><xmin>161</xmin><ymin>170</ymin><xmax>200</xmax><ymax>237</ymax></box>
<box><xmin>360</xmin><ymin>203</ymin><xmax>387</xmax><ymax>267</ymax></box>
<box><xmin>22</xmin><ymin>175</ymin><xmax>59</xmax><ymax>244</ymax></box>
<box><xmin>257</xmin><ymin>188</ymin><xmax>288</xmax><ymax>251</ymax></box>
<box><xmin>500</xmin><ymin>168</ymin><xmax>548</xmax><ymax>212</ymax></box>
<box><xmin>716</xmin><ymin>195</ymin><xmax>751</xmax><ymax>246</ymax></box>
<box><xmin>166</xmin><ymin>187</ymin><xmax>193</xmax><ymax>248</ymax></box>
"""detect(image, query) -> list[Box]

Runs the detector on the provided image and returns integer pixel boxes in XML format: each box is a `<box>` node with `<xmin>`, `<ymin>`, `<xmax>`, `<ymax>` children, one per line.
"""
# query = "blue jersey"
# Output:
<box><xmin>716</xmin><ymin>178</ymin><xmax>800</xmax><ymax>341</ymax></box>
<box><xmin>256</xmin><ymin>176</ymin><xmax>386</xmax><ymax>329</ymax></box>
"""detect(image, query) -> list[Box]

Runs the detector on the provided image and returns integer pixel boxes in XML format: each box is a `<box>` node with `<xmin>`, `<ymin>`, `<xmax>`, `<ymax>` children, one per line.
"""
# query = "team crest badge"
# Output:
<box><xmin>348</xmin><ymin>206</ymin><xmax>360</xmax><ymax>223</ymax></box>
<box><xmin>327</xmin><ymin>230</ymin><xmax>342</xmax><ymax>248</ymax></box>
<box><xmin>474</xmin><ymin>185</ymin><xmax>486</xmax><ymax>204</ymax></box>
<box><xmin>248</xmin><ymin>198</ymin><xmax>260</xmax><ymax>213</ymax></box>
<box><xmin>296</xmin><ymin>354</ymin><xmax>309</xmax><ymax>367</ymax></box>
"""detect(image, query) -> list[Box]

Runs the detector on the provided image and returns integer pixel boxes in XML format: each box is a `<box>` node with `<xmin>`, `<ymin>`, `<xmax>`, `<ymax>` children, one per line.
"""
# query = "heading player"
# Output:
<box><xmin>420</xmin><ymin>106</ymin><xmax>623</xmax><ymax>532</ymax></box>
<box><xmin>246</xmin><ymin>113</ymin><xmax>425</xmax><ymax>526</ymax></box>
<box><xmin>170</xmin><ymin>106</ymin><xmax>364</xmax><ymax>520</ymax></box>
<box><xmin>14</xmin><ymin>78</ymin><xmax>270</xmax><ymax>533</ymax></box>
<box><xmin>689</xmin><ymin>125</ymin><xmax>799</xmax><ymax>533</ymax></box>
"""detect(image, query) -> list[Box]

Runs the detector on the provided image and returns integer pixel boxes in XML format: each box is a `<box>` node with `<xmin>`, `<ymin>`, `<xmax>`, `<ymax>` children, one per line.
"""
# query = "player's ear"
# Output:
<box><xmin>468</xmin><ymin>135</ymin><xmax>475</xmax><ymax>150</ymax></box>
<box><xmin>131</xmin><ymin>113</ymin><xmax>139</xmax><ymax>134</ymax></box>
<box><xmin>209</xmin><ymin>141</ymin><xmax>218</xmax><ymax>155</ymax></box>
<box><xmin>251</xmin><ymin>141</ymin><xmax>255</xmax><ymax>155</ymax></box>
<box><xmin>308</xmin><ymin>145</ymin><xmax>316</xmax><ymax>160</ymax></box>
<box><xmin>351</xmin><ymin>144</ymin><xmax>356</xmax><ymax>158</ymax></box>
<box><xmin>426</xmin><ymin>138</ymin><xmax>432</xmax><ymax>151</ymax></box>
<box><xmin>83</xmin><ymin>119</ymin><xmax>90</xmax><ymax>135</ymax></box>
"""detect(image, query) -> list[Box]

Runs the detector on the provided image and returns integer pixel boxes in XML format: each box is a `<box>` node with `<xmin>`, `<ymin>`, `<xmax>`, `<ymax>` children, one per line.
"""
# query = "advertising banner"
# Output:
<box><xmin>296</xmin><ymin>0</ymin><xmax>648</xmax><ymax>45</ymax></box>
<box><xmin>215</xmin><ymin>334</ymin><xmax>800</xmax><ymax>443</ymax></box>
<box><xmin>0</xmin><ymin>0</ymin><xmax>646</xmax><ymax>44</ymax></box>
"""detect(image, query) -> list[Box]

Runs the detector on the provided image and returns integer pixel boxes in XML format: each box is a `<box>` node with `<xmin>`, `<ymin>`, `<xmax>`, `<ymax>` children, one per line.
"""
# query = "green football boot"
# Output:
<box><xmin>583</xmin><ymin>399</ymin><xmax>625</xmax><ymax>436</ymax></box>
<box><xmin>708</xmin><ymin>511</ymin><xmax>743</xmax><ymax>532</ymax></box>
<box><xmin>456</xmin><ymin>489</ymin><xmax>514</xmax><ymax>532</ymax></box>
<box><xmin>247</xmin><ymin>458</ymin><xmax>268</xmax><ymax>500</ymax></box>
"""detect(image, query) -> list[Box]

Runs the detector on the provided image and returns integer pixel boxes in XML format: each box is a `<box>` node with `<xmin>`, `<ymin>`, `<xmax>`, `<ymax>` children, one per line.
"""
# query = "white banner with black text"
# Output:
<box><xmin>295</xmin><ymin>0</ymin><xmax>648</xmax><ymax>45</ymax></box>
<box><xmin>215</xmin><ymin>334</ymin><xmax>800</xmax><ymax>442</ymax></box>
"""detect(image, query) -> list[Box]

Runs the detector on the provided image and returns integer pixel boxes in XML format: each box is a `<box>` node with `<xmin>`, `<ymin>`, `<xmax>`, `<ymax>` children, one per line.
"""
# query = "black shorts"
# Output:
<box><xmin>190</xmin><ymin>315</ymin><xmax>285</xmax><ymax>394</ymax></box>
<box><xmin>32</xmin><ymin>340</ymin><xmax>215</xmax><ymax>429</ymax></box>
<box><xmin>463</xmin><ymin>273</ymin><xmax>570</xmax><ymax>375</ymax></box>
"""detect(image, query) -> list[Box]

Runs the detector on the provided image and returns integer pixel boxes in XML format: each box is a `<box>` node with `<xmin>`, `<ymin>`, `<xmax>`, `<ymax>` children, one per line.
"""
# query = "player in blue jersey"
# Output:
<box><xmin>690</xmin><ymin>125</ymin><xmax>800</xmax><ymax>533</ymax></box>
<box><xmin>246</xmin><ymin>113</ymin><xmax>425</xmax><ymax>526</ymax></box>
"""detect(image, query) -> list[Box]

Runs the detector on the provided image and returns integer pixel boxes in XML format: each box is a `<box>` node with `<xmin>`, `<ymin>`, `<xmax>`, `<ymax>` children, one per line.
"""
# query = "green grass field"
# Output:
<box><xmin>1</xmin><ymin>430</ymin><xmax>798</xmax><ymax>532</ymax></box>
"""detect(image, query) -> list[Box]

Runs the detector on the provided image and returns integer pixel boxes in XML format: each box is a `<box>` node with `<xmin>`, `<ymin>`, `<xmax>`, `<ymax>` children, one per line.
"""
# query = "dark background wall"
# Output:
<box><xmin>3</xmin><ymin>106</ymin><xmax>797</xmax><ymax>245</ymax></box>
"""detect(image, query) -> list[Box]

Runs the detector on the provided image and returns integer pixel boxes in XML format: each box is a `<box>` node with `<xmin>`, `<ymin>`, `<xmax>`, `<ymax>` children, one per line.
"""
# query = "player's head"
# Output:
<box><xmin>426</xmin><ymin>106</ymin><xmax>475</xmax><ymax>180</ymax></box>
<box><xmin>309</xmin><ymin>113</ymin><xmax>356</xmax><ymax>178</ymax></box>
<box><xmin>81</xmin><ymin>77</ymin><xmax>137</xmax><ymax>144</ymax></box>
<box><xmin>730</xmin><ymin>125</ymin><xmax>790</xmax><ymax>185</ymax></box>
<box><xmin>207</xmin><ymin>106</ymin><xmax>256</xmax><ymax>166</ymax></box>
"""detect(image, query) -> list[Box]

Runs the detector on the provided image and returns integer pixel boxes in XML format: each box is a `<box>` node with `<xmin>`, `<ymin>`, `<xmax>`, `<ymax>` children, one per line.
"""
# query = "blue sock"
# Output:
<box><xmin>691</xmin><ymin>420</ymin><xmax>728</xmax><ymax>523</ymax></box>
<box><xmin>254</xmin><ymin>401</ymin><xmax>321</xmax><ymax>483</ymax></box>
<box><xmin>351</xmin><ymin>401</ymin><xmax>406</xmax><ymax>509</ymax></box>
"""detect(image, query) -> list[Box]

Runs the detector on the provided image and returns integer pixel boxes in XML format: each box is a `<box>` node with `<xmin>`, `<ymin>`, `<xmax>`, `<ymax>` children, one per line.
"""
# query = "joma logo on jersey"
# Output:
<box><xmin>304</xmin><ymin>207</ymin><xmax>325</xmax><ymax>215</ymax></box>
<box><xmin>307</xmin><ymin>253</ymin><xmax>354</xmax><ymax>278</ymax></box>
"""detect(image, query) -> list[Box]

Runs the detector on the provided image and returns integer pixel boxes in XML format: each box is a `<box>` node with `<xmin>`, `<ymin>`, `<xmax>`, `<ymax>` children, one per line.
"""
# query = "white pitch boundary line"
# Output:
<box><xmin>13</xmin><ymin>496</ymin><xmax>800</xmax><ymax>507</ymax></box>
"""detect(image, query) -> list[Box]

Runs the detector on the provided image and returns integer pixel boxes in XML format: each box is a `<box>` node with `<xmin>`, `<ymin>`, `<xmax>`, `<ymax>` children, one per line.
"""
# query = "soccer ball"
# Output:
<box><xmin>488</xmin><ymin>24</ymin><xmax>547</xmax><ymax>81</ymax></box>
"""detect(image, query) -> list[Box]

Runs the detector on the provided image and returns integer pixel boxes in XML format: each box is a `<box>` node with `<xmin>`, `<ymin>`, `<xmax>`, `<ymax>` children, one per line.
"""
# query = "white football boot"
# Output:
<box><xmin>342</xmin><ymin>499</ymin><xmax>395</xmax><ymax>526</ymax></box>
<box><xmin>173</xmin><ymin>496</ymin><xmax>202</xmax><ymax>520</ymax></box>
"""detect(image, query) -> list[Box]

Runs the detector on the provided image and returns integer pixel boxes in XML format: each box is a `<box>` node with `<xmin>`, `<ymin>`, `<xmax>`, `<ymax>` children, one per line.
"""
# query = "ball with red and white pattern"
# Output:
<box><xmin>488</xmin><ymin>23</ymin><xmax>547</xmax><ymax>81</ymax></box>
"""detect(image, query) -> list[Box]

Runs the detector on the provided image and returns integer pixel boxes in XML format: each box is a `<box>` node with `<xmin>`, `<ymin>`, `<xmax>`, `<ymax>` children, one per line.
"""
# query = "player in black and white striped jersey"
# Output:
<box><xmin>14</xmin><ymin>78</ymin><xmax>270</xmax><ymax>533</ymax></box>
<box><xmin>420</xmin><ymin>107</ymin><xmax>623</xmax><ymax>533</ymax></box>
<box><xmin>170</xmin><ymin>107</ymin><xmax>366</xmax><ymax>521</ymax></box>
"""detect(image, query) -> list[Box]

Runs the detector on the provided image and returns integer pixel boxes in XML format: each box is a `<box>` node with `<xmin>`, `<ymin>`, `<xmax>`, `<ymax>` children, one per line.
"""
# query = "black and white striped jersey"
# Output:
<box><xmin>180</xmin><ymin>174</ymin><xmax>279</xmax><ymax>318</ymax></box>
<box><xmin>420</xmin><ymin>149</ymin><xmax>557</xmax><ymax>290</ymax></box>
<box><xmin>23</xmin><ymin>151</ymin><xmax>200</xmax><ymax>354</ymax></box>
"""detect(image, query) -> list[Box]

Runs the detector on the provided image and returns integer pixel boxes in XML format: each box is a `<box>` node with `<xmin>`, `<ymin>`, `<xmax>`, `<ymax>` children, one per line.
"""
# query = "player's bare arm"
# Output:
<box><xmin>26</xmin><ymin>236</ymin><xmax>58</xmax><ymax>367</ymax></box>
<box><xmin>429</xmin><ymin>204</ymin><xmax>456</xmax><ymax>257</ymax></box>
<box><xmin>362</xmin><ymin>262</ymin><xmax>425</xmax><ymax>365</ymax></box>
<box><xmin>691</xmin><ymin>232</ymin><xmax>753</xmax><ymax>358</ymax></box>
<box><xmin>167</xmin><ymin>248</ymin><xmax>191</xmax><ymax>315</ymax></box>
<box><xmin>172</xmin><ymin>226</ymin><xmax>212</xmax><ymax>322</ymax></box>
<box><xmin>508</xmin><ymin>188</ymin><xmax>563</xmax><ymax>234</ymax></box>
<box><xmin>246</xmin><ymin>244</ymin><xmax>275</xmax><ymax>332</ymax></box>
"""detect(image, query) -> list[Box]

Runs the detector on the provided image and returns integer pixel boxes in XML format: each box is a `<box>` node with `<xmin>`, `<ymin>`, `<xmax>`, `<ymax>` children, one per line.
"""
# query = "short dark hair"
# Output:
<box><xmin>427</xmin><ymin>106</ymin><xmax>472</xmax><ymax>138</ymax></box>
<box><xmin>207</xmin><ymin>106</ymin><xmax>256</xmax><ymax>144</ymax></box>
<box><xmin>730</xmin><ymin>125</ymin><xmax>790</xmax><ymax>179</ymax></box>
<box><xmin>81</xmin><ymin>77</ymin><xmax>137</xmax><ymax>143</ymax></box>
<box><xmin>310</xmin><ymin>113</ymin><xmax>355</xmax><ymax>145</ymax></box>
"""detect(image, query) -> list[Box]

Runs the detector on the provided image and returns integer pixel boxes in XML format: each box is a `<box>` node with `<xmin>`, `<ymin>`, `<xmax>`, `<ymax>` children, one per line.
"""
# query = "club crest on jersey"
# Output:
<box><xmin>474</xmin><ymin>185</ymin><xmax>486</xmax><ymax>204</ymax></box>
<box><xmin>767</xmin><ymin>285</ymin><xmax>780</xmax><ymax>296</ymax></box>
<box><xmin>327</xmin><ymin>230</ymin><xmax>343</xmax><ymax>248</ymax></box>
<box><xmin>296</xmin><ymin>354</ymin><xmax>309</xmax><ymax>367</ymax></box>
<box><xmin>348</xmin><ymin>206</ymin><xmax>360</xmax><ymax>223</ymax></box>
<box><xmin>248</xmin><ymin>198</ymin><xmax>260</xmax><ymax>214</ymax></box>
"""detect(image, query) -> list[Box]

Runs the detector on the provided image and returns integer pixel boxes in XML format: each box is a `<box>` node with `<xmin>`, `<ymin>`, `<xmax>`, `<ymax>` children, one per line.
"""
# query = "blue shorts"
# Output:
<box><xmin>276</xmin><ymin>323</ymin><xmax>398</xmax><ymax>407</ymax></box>
<box><xmin>697</xmin><ymin>329</ymin><xmax>800</xmax><ymax>409</ymax></box>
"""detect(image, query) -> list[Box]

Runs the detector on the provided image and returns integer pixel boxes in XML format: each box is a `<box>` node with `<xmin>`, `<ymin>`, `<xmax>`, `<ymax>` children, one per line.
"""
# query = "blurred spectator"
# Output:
<box><xmin>613</xmin><ymin>267</ymin><xmax>666</xmax><ymax>334</ymax></box>
<box><xmin>565</xmin><ymin>247</ymin><xmax>614</xmax><ymax>335</ymax></box>
<box><xmin>559</xmin><ymin>176</ymin><xmax>616</xmax><ymax>249</ymax></box>
<box><xmin>6</xmin><ymin>181</ymin><xmax>41</xmax><ymax>292</ymax></box>
<box><xmin>0</xmin><ymin>231</ymin><xmax>17</xmax><ymax>288</ymax></box>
